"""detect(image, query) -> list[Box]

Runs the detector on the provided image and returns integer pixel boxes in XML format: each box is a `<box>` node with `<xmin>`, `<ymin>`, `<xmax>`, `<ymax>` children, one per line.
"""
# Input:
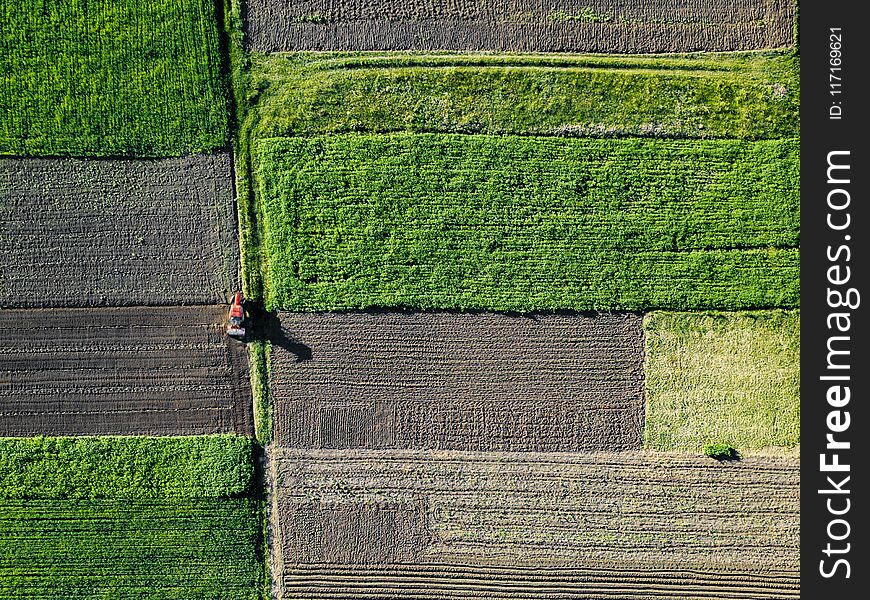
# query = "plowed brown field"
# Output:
<box><xmin>1</xmin><ymin>155</ymin><xmax>239</xmax><ymax>308</ymax></box>
<box><xmin>270</xmin><ymin>312</ymin><xmax>644</xmax><ymax>451</ymax></box>
<box><xmin>0</xmin><ymin>306</ymin><xmax>252</xmax><ymax>436</ymax></box>
<box><xmin>246</xmin><ymin>0</ymin><xmax>795</xmax><ymax>52</ymax></box>
<box><xmin>272</xmin><ymin>449</ymin><xmax>799</xmax><ymax>599</ymax></box>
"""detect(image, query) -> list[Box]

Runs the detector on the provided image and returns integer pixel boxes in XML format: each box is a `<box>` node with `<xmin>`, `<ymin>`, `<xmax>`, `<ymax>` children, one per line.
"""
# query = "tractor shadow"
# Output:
<box><xmin>244</xmin><ymin>302</ymin><xmax>312</xmax><ymax>362</ymax></box>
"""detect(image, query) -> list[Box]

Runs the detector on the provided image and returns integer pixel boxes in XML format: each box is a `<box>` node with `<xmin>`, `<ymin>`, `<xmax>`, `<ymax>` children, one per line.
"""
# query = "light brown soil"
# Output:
<box><xmin>0</xmin><ymin>306</ymin><xmax>252</xmax><ymax>436</ymax></box>
<box><xmin>246</xmin><ymin>0</ymin><xmax>795</xmax><ymax>52</ymax></box>
<box><xmin>270</xmin><ymin>312</ymin><xmax>644</xmax><ymax>451</ymax></box>
<box><xmin>1</xmin><ymin>155</ymin><xmax>239</xmax><ymax>308</ymax></box>
<box><xmin>272</xmin><ymin>449</ymin><xmax>799</xmax><ymax>599</ymax></box>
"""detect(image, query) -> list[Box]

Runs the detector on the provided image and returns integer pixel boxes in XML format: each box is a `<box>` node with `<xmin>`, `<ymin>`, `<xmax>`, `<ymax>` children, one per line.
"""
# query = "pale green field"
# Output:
<box><xmin>644</xmin><ymin>310</ymin><xmax>799</xmax><ymax>455</ymax></box>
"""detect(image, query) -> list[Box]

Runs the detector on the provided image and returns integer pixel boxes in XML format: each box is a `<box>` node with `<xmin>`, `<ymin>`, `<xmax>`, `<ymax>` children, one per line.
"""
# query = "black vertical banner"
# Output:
<box><xmin>802</xmin><ymin>0</ymin><xmax>869</xmax><ymax>596</ymax></box>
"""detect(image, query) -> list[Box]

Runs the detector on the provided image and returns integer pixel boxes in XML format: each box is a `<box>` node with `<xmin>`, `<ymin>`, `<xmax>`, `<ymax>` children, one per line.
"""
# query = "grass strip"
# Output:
<box><xmin>247</xmin><ymin>51</ymin><xmax>798</xmax><ymax>141</ymax></box>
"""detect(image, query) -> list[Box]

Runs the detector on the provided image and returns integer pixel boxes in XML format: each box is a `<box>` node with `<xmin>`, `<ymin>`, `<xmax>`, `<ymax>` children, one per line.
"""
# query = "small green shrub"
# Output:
<box><xmin>703</xmin><ymin>443</ymin><xmax>741</xmax><ymax>461</ymax></box>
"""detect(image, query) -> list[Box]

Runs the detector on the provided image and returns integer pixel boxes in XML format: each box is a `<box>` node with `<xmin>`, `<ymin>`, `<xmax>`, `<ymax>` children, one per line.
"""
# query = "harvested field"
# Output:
<box><xmin>1</xmin><ymin>0</ymin><xmax>228</xmax><ymax>156</ymax></box>
<box><xmin>272</xmin><ymin>449</ymin><xmax>800</xmax><ymax>599</ymax></box>
<box><xmin>271</xmin><ymin>312</ymin><xmax>644</xmax><ymax>451</ymax></box>
<box><xmin>1</xmin><ymin>154</ymin><xmax>239</xmax><ymax>307</ymax></box>
<box><xmin>0</xmin><ymin>306</ymin><xmax>252</xmax><ymax>436</ymax></box>
<box><xmin>0</xmin><ymin>436</ymin><xmax>262</xmax><ymax>598</ymax></box>
<box><xmin>246</xmin><ymin>0</ymin><xmax>795</xmax><ymax>53</ymax></box>
<box><xmin>247</xmin><ymin>52</ymin><xmax>800</xmax><ymax>140</ymax></box>
<box><xmin>257</xmin><ymin>134</ymin><xmax>799</xmax><ymax>312</ymax></box>
<box><xmin>644</xmin><ymin>310</ymin><xmax>800</xmax><ymax>454</ymax></box>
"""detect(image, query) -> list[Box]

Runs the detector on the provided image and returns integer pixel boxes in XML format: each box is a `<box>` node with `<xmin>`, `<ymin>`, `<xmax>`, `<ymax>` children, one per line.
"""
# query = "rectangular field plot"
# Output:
<box><xmin>271</xmin><ymin>312</ymin><xmax>644</xmax><ymax>451</ymax></box>
<box><xmin>0</xmin><ymin>307</ymin><xmax>253</xmax><ymax>436</ymax></box>
<box><xmin>644</xmin><ymin>310</ymin><xmax>800</xmax><ymax>454</ymax></box>
<box><xmin>257</xmin><ymin>134</ymin><xmax>799</xmax><ymax>312</ymax></box>
<box><xmin>1</xmin><ymin>155</ymin><xmax>239</xmax><ymax>307</ymax></box>
<box><xmin>247</xmin><ymin>52</ymin><xmax>799</xmax><ymax>141</ymax></box>
<box><xmin>272</xmin><ymin>449</ymin><xmax>799</xmax><ymax>599</ymax></box>
<box><xmin>0</xmin><ymin>499</ymin><xmax>262</xmax><ymax>599</ymax></box>
<box><xmin>246</xmin><ymin>0</ymin><xmax>795</xmax><ymax>53</ymax></box>
<box><xmin>1</xmin><ymin>0</ymin><xmax>228</xmax><ymax>156</ymax></box>
<box><xmin>0</xmin><ymin>436</ymin><xmax>262</xmax><ymax>598</ymax></box>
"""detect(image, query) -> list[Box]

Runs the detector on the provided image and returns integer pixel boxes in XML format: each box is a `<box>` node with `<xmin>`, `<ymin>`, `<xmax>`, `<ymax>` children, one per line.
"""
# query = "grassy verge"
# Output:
<box><xmin>255</xmin><ymin>133</ymin><xmax>798</xmax><ymax>312</ymax></box>
<box><xmin>248</xmin><ymin>51</ymin><xmax>799</xmax><ymax>140</ymax></box>
<box><xmin>1</xmin><ymin>0</ymin><xmax>229</xmax><ymax>156</ymax></box>
<box><xmin>249</xmin><ymin>341</ymin><xmax>273</xmax><ymax>445</ymax></box>
<box><xmin>643</xmin><ymin>310</ymin><xmax>800</xmax><ymax>454</ymax></box>
<box><xmin>0</xmin><ymin>435</ymin><xmax>263</xmax><ymax>597</ymax></box>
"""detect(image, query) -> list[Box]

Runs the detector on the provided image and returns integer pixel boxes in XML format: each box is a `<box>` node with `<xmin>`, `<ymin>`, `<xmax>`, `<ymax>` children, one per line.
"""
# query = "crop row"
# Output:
<box><xmin>1</xmin><ymin>0</ymin><xmax>228</xmax><ymax>156</ymax></box>
<box><xmin>264</xmin><ymin>310</ymin><xmax>799</xmax><ymax>455</ymax></box>
<box><xmin>256</xmin><ymin>133</ymin><xmax>798</xmax><ymax>312</ymax></box>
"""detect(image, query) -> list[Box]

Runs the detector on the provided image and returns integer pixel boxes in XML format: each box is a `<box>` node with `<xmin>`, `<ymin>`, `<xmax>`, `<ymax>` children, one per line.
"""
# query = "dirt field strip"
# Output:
<box><xmin>1</xmin><ymin>155</ymin><xmax>239</xmax><ymax>308</ymax></box>
<box><xmin>270</xmin><ymin>312</ymin><xmax>644</xmax><ymax>451</ymax></box>
<box><xmin>0</xmin><ymin>306</ymin><xmax>252</xmax><ymax>436</ymax></box>
<box><xmin>272</xmin><ymin>449</ymin><xmax>799</xmax><ymax>599</ymax></box>
<box><xmin>245</xmin><ymin>0</ymin><xmax>795</xmax><ymax>52</ymax></box>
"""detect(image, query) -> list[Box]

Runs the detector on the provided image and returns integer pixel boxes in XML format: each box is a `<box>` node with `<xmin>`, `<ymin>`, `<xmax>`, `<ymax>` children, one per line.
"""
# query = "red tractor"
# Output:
<box><xmin>227</xmin><ymin>292</ymin><xmax>246</xmax><ymax>339</ymax></box>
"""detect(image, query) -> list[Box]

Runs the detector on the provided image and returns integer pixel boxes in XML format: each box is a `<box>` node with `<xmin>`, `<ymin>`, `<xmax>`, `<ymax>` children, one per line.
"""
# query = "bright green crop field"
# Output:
<box><xmin>256</xmin><ymin>133</ymin><xmax>799</xmax><ymax>312</ymax></box>
<box><xmin>0</xmin><ymin>436</ymin><xmax>264</xmax><ymax>598</ymax></box>
<box><xmin>0</xmin><ymin>0</ymin><xmax>229</xmax><ymax>156</ymax></box>
<box><xmin>644</xmin><ymin>311</ymin><xmax>800</xmax><ymax>454</ymax></box>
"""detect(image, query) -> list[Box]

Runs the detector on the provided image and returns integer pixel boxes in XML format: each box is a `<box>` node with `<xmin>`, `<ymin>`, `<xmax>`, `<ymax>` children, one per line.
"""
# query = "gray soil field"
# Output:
<box><xmin>0</xmin><ymin>306</ymin><xmax>252</xmax><ymax>436</ymax></box>
<box><xmin>246</xmin><ymin>0</ymin><xmax>795</xmax><ymax>53</ymax></box>
<box><xmin>270</xmin><ymin>312</ymin><xmax>644</xmax><ymax>451</ymax></box>
<box><xmin>1</xmin><ymin>154</ymin><xmax>239</xmax><ymax>308</ymax></box>
<box><xmin>272</xmin><ymin>449</ymin><xmax>799</xmax><ymax>599</ymax></box>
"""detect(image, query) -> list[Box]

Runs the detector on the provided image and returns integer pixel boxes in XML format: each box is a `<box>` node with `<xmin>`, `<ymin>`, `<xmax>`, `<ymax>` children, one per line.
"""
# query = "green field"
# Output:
<box><xmin>237</xmin><ymin>51</ymin><xmax>800</xmax><ymax>297</ymax></box>
<box><xmin>256</xmin><ymin>133</ymin><xmax>798</xmax><ymax>312</ymax></box>
<box><xmin>0</xmin><ymin>436</ymin><xmax>253</xmax><ymax>499</ymax></box>
<box><xmin>644</xmin><ymin>311</ymin><xmax>800</xmax><ymax>454</ymax></box>
<box><xmin>246</xmin><ymin>52</ymin><xmax>799</xmax><ymax>141</ymax></box>
<box><xmin>1</xmin><ymin>0</ymin><xmax>229</xmax><ymax>156</ymax></box>
<box><xmin>0</xmin><ymin>436</ymin><xmax>263</xmax><ymax>598</ymax></box>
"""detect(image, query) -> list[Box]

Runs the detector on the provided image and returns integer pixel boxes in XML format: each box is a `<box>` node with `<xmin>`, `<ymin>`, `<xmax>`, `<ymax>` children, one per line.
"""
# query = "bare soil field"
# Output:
<box><xmin>246</xmin><ymin>0</ymin><xmax>795</xmax><ymax>52</ymax></box>
<box><xmin>270</xmin><ymin>312</ymin><xmax>644</xmax><ymax>451</ymax></box>
<box><xmin>272</xmin><ymin>449</ymin><xmax>799</xmax><ymax>599</ymax></box>
<box><xmin>1</xmin><ymin>155</ymin><xmax>239</xmax><ymax>308</ymax></box>
<box><xmin>0</xmin><ymin>306</ymin><xmax>252</xmax><ymax>436</ymax></box>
